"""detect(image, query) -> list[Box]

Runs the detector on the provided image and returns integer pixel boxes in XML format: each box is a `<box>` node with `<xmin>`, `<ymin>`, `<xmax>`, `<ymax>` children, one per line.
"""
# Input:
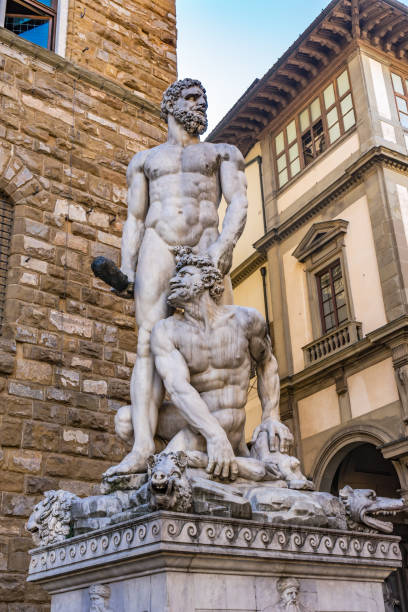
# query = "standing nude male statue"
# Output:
<box><xmin>105</xmin><ymin>79</ymin><xmax>248</xmax><ymax>476</ymax></box>
<box><xmin>128</xmin><ymin>247</ymin><xmax>293</xmax><ymax>481</ymax></box>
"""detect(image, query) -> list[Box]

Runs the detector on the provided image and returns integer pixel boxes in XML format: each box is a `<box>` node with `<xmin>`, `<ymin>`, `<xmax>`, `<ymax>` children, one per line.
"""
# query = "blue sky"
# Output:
<box><xmin>177</xmin><ymin>0</ymin><xmax>408</xmax><ymax>133</ymax></box>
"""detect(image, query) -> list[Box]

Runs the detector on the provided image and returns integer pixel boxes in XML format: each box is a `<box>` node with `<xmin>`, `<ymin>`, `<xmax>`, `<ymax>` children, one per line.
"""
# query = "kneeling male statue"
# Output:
<box><xmin>114</xmin><ymin>246</ymin><xmax>294</xmax><ymax>482</ymax></box>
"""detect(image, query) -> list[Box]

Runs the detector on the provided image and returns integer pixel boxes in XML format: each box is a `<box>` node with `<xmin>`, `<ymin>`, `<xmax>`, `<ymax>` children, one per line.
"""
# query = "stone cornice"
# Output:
<box><xmin>231</xmin><ymin>251</ymin><xmax>267</xmax><ymax>288</ymax></box>
<box><xmin>281</xmin><ymin>315</ymin><xmax>408</xmax><ymax>395</ymax></box>
<box><xmin>0</xmin><ymin>28</ymin><xmax>160</xmax><ymax>115</ymax></box>
<box><xmin>28</xmin><ymin>511</ymin><xmax>401</xmax><ymax>589</ymax></box>
<box><xmin>255</xmin><ymin>146</ymin><xmax>408</xmax><ymax>252</ymax></box>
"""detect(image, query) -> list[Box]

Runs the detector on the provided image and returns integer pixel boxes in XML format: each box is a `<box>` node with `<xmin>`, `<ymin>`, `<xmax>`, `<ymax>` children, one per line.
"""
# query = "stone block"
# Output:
<box><xmin>15</xmin><ymin>359</ymin><xmax>53</xmax><ymax>385</ymax></box>
<box><xmin>22</xmin><ymin>422</ymin><xmax>60</xmax><ymax>452</ymax></box>
<box><xmin>0</xmin><ymin>573</ymin><xmax>25</xmax><ymax>602</ymax></box>
<box><xmin>0</xmin><ymin>470</ymin><xmax>24</xmax><ymax>493</ymax></box>
<box><xmin>24</xmin><ymin>476</ymin><xmax>59</xmax><ymax>495</ymax></box>
<box><xmin>67</xmin><ymin>408</ymin><xmax>109</xmax><ymax>431</ymax></box>
<box><xmin>7</xmin><ymin>449</ymin><xmax>42</xmax><ymax>474</ymax></box>
<box><xmin>2</xmin><ymin>493</ymin><xmax>35</xmax><ymax>517</ymax></box>
<box><xmin>0</xmin><ymin>417</ymin><xmax>22</xmax><ymax>447</ymax></box>
<box><xmin>60</xmin><ymin>428</ymin><xmax>89</xmax><ymax>455</ymax></box>
<box><xmin>8</xmin><ymin>382</ymin><xmax>44</xmax><ymax>401</ymax></box>
<box><xmin>83</xmin><ymin>379</ymin><xmax>107</xmax><ymax>395</ymax></box>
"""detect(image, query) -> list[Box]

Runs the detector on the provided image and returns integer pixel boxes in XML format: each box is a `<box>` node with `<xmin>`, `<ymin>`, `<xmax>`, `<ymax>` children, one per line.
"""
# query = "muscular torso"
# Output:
<box><xmin>142</xmin><ymin>142</ymin><xmax>225</xmax><ymax>250</ymax></box>
<box><xmin>170</xmin><ymin>307</ymin><xmax>252</xmax><ymax>416</ymax></box>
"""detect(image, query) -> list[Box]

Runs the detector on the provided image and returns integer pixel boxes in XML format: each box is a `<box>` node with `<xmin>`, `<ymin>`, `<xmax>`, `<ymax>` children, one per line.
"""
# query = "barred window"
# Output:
<box><xmin>0</xmin><ymin>197</ymin><xmax>13</xmax><ymax>332</ymax></box>
<box><xmin>4</xmin><ymin>0</ymin><xmax>58</xmax><ymax>50</ymax></box>
<box><xmin>274</xmin><ymin>68</ymin><xmax>356</xmax><ymax>189</ymax></box>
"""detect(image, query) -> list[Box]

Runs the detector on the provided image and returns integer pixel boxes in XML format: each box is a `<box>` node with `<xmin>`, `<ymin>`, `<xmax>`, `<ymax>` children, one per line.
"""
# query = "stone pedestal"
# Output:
<box><xmin>28</xmin><ymin>511</ymin><xmax>402</xmax><ymax>612</ymax></box>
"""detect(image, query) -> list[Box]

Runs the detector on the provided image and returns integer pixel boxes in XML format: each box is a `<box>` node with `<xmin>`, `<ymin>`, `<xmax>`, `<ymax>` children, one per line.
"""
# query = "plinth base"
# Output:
<box><xmin>28</xmin><ymin>511</ymin><xmax>401</xmax><ymax>611</ymax></box>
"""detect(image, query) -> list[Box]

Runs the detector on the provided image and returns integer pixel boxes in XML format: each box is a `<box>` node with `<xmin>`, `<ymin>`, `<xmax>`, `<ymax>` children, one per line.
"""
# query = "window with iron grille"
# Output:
<box><xmin>4</xmin><ymin>0</ymin><xmax>58</xmax><ymax>50</ymax></box>
<box><xmin>316</xmin><ymin>260</ymin><xmax>348</xmax><ymax>334</ymax></box>
<box><xmin>274</xmin><ymin>68</ymin><xmax>356</xmax><ymax>189</ymax></box>
<box><xmin>0</xmin><ymin>197</ymin><xmax>13</xmax><ymax>332</ymax></box>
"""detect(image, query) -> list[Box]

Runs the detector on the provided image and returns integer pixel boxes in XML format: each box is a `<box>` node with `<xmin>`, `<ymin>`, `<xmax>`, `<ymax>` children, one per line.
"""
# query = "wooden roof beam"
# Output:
<box><xmin>279</xmin><ymin>67</ymin><xmax>308</xmax><ymax>87</ymax></box>
<box><xmin>234</xmin><ymin>114</ymin><xmax>269</xmax><ymax>129</ymax></box>
<box><xmin>247</xmin><ymin>100</ymin><xmax>276</xmax><ymax>114</ymax></box>
<box><xmin>364</xmin><ymin>8</ymin><xmax>392</xmax><ymax>31</ymax></box>
<box><xmin>261</xmin><ymin>88</ymin><xmax>288</xmax><ymax>106</ymax></box>
<box><xmin>270</xmin><ymin>76</ymin><xmax>298</xmax><ymax>97</ymax></box>
<box><xmin>359</xmin><ymin>2</ymin><xmax>384</xmax><ymax>20</ymax></box>
<box><xmin>322</xmin><ymin>19</ymin><xmax>352</xmax><ymax>41</ymax></box>
<box><xmin>290</xmin><ymin>56</ymin><xmax>319</xmax><ymax>77</ymax></box>
<box><xmin>311</xmin><ymin>32</ymin><xmax>341</xmax><ymax>53</ymax></box>
<box><xmin>386</xmin><ymin>24</ymin><xmax>408</xmax><ymax>45</ymax></box>
<box><xmin>352</xmin><ymin>0</ymin><xmax>360</xmax><ymax>38</ymax></box>
<box><xmin>372</xmin><ymin>15</ymin><xmax>400</xmax><ymax>43</ymax></box>
<box><xmin>300</xmin><ymin>42</ymin><xmax>329</xmax><ymax>66</ymax></box>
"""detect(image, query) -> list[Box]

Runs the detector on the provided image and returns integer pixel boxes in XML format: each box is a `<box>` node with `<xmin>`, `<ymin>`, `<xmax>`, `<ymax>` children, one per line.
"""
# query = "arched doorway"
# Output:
<box><xmin>319</xmin><ymin>441</ymin><xmax>408</xmax><ymax>611</ymax></box>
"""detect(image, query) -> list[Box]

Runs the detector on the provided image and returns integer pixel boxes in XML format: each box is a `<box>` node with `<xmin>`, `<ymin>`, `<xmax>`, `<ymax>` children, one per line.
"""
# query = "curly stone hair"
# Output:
<box><xmin>173</xmin><ymin>246</ymin><xmax>224</xmax><ymax>303</ymax></box>
<box><xmin>160</xmin><ymin>78</ymin><xmax>207</xmax><ymax>123</ymax></box>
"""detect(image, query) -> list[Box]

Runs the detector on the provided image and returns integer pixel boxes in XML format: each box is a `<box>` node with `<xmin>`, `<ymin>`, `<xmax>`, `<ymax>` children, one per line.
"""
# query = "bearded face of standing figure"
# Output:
<box><xmin>276</xmin><ymin>577</ymin><xmax>311</xmax><ymax>611</ymax></box>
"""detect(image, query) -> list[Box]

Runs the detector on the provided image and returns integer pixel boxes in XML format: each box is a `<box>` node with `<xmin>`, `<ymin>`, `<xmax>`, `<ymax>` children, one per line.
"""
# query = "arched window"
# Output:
<box><xmin>0</xmin><ymin>195</ymin><xmax>13</xmax><ymax>332</ymax></box>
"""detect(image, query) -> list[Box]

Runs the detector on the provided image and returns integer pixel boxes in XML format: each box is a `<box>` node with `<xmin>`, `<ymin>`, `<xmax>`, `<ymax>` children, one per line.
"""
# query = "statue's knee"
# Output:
<box><xmin>136</xmin><ymin>326</ymin><xmax>153</xmax><ymax>357</ymax></box>
<box><xmin>115</xmin><ymin>405</ymin><xmax>133</xmax><ymax>443</ymax></box>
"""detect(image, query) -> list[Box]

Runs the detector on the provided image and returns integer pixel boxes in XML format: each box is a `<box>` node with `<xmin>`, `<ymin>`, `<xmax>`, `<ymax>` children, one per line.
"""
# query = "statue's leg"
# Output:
<box><xmin>104</xmin><ymin>230</ymin><xmax>175</xmax><ymax>476</ymax></box>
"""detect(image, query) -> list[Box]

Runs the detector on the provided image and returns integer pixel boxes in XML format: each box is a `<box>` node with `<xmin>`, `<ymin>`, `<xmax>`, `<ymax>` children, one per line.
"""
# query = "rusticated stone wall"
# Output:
<box><xmin>66</xmin><ymin>0</ymin><xmax>176</xmax><ymax>104</ymax></box>
<box><xmin>0</xmin><ymin>2</ymin><xmax>176</xmax><ymax>607</ymax></box>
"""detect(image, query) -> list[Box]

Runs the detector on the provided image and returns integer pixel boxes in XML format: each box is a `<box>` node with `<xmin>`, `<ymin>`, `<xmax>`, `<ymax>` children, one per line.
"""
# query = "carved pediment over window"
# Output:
<box><xmin>293</xmin><ymin>219</ymin><xmax>348</xmax><ymax>263</ymax></box>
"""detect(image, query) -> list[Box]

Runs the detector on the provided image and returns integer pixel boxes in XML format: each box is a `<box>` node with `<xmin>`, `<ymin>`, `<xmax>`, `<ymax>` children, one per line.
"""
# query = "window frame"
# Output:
<box><xmin>3</xmin><ymin>0</ymin><xmax>58</xmax><ymax>51</ymax></box>
<box><xmin>273</xmin><ymin>67</ymin><xmax>356</xmax><ymax>191</ymax></box>
<box><xmin>390</xmin><ymin>70</ymin><xmax>408</xmax><ymax>131</ymax></box>
<box><xmin>316</xmin><ymin>259</ymin><xmax>348</xmax><ymax>335</ymax></box>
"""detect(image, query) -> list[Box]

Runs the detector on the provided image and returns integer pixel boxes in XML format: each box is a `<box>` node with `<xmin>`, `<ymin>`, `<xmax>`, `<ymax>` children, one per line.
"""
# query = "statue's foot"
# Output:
<box><xmin>103</xmin><ymin>451</ymin><xmax>149</xmax><ymax>478</ymax></box>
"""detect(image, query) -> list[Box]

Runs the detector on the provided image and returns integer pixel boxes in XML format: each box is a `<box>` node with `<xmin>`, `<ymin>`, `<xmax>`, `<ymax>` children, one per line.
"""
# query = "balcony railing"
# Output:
<box><xmin>302</xmin><ymin>321</ymin><xmax>362</xmax><ymax>366</ymax></box>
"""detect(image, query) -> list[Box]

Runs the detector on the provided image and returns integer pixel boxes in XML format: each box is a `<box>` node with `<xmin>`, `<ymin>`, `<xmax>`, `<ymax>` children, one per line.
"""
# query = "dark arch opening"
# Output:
<box><xmin>329</xmin><ymin>442</ymin><xmax>400</xmax><ymax>497</ymax></box>
<box><xmin>322</xmin><ymin>441</ymin><xmax>408</xmax><ymax>611</ymax></box>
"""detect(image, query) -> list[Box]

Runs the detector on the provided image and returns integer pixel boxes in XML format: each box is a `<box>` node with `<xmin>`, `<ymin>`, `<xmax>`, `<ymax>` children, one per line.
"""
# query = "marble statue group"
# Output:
<box><xmin>28</xmin><ymin>77</ymin><xmax>407</xmax><ymax>548</ymax></box>
<box><xmin>97</xmin><ymin>77</ymin><xmax>296</xmax><ymax>485</ymax></box>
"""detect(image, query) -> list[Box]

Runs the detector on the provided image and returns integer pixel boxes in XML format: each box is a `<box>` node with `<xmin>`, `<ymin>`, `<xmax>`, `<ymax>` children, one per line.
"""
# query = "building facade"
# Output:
<box><xmin>209</xmin><ymin>0</ymin><xmax>408</xmax><ymax>605</ymax></box>
<box><xmin>0</xmin><ymin>0</ymin><xmax>176</xmax><ymax>607</ymax></box>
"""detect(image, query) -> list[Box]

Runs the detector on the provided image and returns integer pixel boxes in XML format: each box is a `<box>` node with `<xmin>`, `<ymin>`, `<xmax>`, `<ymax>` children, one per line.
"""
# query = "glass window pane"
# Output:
<box><xmin>38</xmin><ymin>0</ymin><xmax>53</xmax><ymax>5</ymax></box>
<box><xmin>310</xmin><ymin>97</ymin><xmax>321</xmax><ymax>122</ymax></box>
<box><xmin>325</xmin><ymin>314</ymin><xmax>336</xmax><ymax>332</ymax></box>
<box><xmin>300</xmin><ymin>109</ymin><xmax>310</xmax><ymax>132</ymax></box>
<box><xmin>290</xmin><ymin>158</ymin><xmax>300</xmax><ymax>177</ymax></box>
<box><xmin>343</xmin><ymin>108</ymin><xmax>356</xmax><ymax>131</ymax></box>
<box><xmin>320</xmin><ymin>272</ymin><xmax>330</xmax><ymax>287</ymax></box>
<box><xmin>337</xmin><ymin>70</ymin><xmax>350</xmax><ymax>97</ymax></box>
<box><xmin>324</xmin><ymin>83</ymin><xmax>335</xmax><ymax>109</ymax></box>
<box><xmin>397</xmin><ymin>97</ymin><xmax>408</xmax><ymax>113</ymax></box>
<box><xmin>392</xmin><ymin>73</ymin><xmax>404</xmax><ymax>95</ymax></box>
<box><xmin>340</xmin><ymin>93</ymin><xmax>353</xmax><ymax>116</ymax></box>
<box><xmin>5</xmin><ymin>17</ymin><xmax>50</xmax><ymax>48</ymax></box>
<box><xmin>289</xmin><ymin>142</ymin><xmax>298</xmax><ymax>162</ymax></box>
<box><xmin>329</xmin><ymin>123</ymin><xmax>341</xmax><ymax>143</ymax></box>
<box><xmin>337</xmin><ymin>304</ymin><xmax>348</xmax><ymax>324</ymax></box>
<box><xmin>277</xmin><ymin>154</ymin><xmax>287</xmax><ymax>172</ymax></box>
<box><xmin>278</xmin><ymin>168</ymin><xmax>288</xmax><ymax>188</ymax></box>
<box><xmin>322</xmin><ymin>285</ymin><xmax>332</xmax><ymax>301</ymax></box>
<box><xmin>323</xmin><ymin>299</ymin><xmax>334</xmax><ymax>316</ymax></box>
<box><xmin>275</xmin><ymin>131</ymin><xmax>284</xmax><ymax>155</ymax></box>
<box><xmin>286</xmin><ymin>120</ymin><xmax>296</xmax><ymax>144</ymax></box>
<box><xmin>400</xmin><ymin>113</ymin><xmax>408</xmax><ymax>129</ymax></box>
<box><xmin>327</xmin><ymin>106</ymin><xmax>338</xmax><ymax>128</ymax></box>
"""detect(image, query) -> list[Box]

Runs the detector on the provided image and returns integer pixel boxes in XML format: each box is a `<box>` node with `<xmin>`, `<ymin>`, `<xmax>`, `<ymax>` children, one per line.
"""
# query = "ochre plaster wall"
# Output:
<box><xmin>297</xmin><ymin>385</ymin><xmax>340</xmax><ymax>439</ymax></box>
<box><xmin>348</xmin><ymin>358</ymin><xmax>399</xmax><ymax>418</ymax></box>
<box><xmin>219</xmin><ymin>143</ymin><xmax>264</xmax><ymax>271</ymax></box>
<box><xmin>336</xmin><ymin>195</ymin><xmax>386</xmax><ymax>334</ymax></box>
<box><xmin>282</xmin><ymin>248</ymin><xmax>313</xmax><ymax>374</ymax></box>
<box><xmin>233</xmin><ymin>268</ymin><xmax>271</xmax><ymax>320</ymax></box>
